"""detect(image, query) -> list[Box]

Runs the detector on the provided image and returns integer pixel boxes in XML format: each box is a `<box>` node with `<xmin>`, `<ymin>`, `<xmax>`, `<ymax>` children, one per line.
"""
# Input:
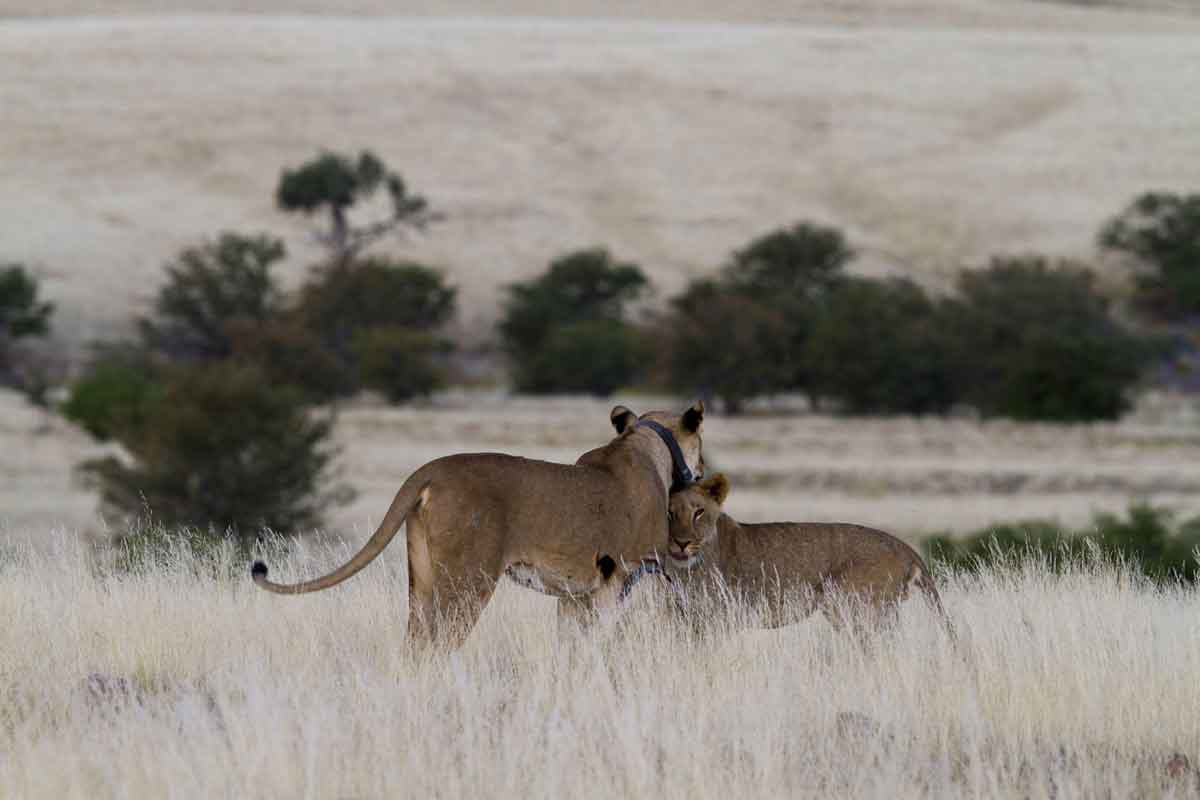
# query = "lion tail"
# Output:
<box><xmin>251</xmin><ymin>474</ymin><xmax>428</xmax><ymax>595</ymax></box>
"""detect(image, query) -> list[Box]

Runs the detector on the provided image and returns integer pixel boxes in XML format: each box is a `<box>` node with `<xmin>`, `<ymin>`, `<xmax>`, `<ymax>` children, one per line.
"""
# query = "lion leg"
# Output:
<box><xmin>406</xmin><ymin>518</ymin><xmax>439</xmax><ymax>648</ymax></box>
<box><xmin>406</xmin><ymin>517</ymin><xmax>504</xmax><ymax>649</ymax></box>
<box><xmin>408</xmin><ymin>565</ymin><xmax>500</xmax><ymax>650</ymax></box>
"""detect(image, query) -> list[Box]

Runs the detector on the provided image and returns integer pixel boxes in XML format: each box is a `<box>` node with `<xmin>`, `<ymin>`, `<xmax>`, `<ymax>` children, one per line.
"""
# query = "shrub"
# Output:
<box><xmin>277</xmin><ymin>150</ymin><xmax>439</xmax><ymax>263</ymax></box>
<box><xmin>138</xmin><ymin>233</ymin><xmax>286</xmax><ymax>363</ymax></box>
<box><xmin>1099</xmin><ymin>192</ymin><xmax>1200</xmax><ymax>322</ymax></box>
<box><xmin>924</xmin><ymin>504</ymin><xmax>1200</xmax><ymax>583</ymax></box>
<box><xmin>108</xmin><ymin>520</ymin><xmax>294</xmax><ymax>576</ymax></box>
<box><xmin>80</xmin><ymin>361</ymin><xmax>349</xmax><ymax>539</ymax></box>
<box><xmin>519</xmin><ymin>319</ymin><xmax>647</xmax><ymax>396</ymax></box>
<box><xmin>500</xmin><ymin>248</ymin><xmax>648</xmax><ymax>394</ymax></box>
<box><xmin>298</xmin><ymin>257</ymin><xmax>456</xmax><ymax>364</ymax></box>
<box><xmin>62</xmin><ymin>347</ymin><xmax>161</xmax><ymax>441</ymax></box>
<box><xmin>660</xmin><ymin>280</ymin><xmax>793</xmax><ymax>413</ymax></box>
<box><xmin>806</xmin><ymin>277</ymin><xmax>962</xmax><ymax>415</ymax></box>
<box><xmin>661</xmin><ymin>222</ymin><xmax>852</xmax><ymax>409</ymax></box>
<box><xmin>947</xmin><ymin>256</ymin><xmax>1148</xmax><ymax>421</ymax></box>
<box><xmin>0</xmin><ymin>263</ymin><xmax>54</xmax><ymax>387</ymax></box>
<box><xmin>723</xmin><ymin>222</ymin><xmax>851</xmax><ymax>307</ymax></box>
<box><xmin>226</xmin><ymin>318</ymin><xmax>350</xmax><ymax>403</ymax></box>
<box><xmin>352</xmin><ymin>326</ymin><xmax>451</xmax><ymax>403</ymax></box>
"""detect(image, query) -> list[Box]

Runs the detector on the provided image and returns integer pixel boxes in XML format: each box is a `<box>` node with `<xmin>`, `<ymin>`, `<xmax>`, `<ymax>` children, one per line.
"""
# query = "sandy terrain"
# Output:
<box><xmin>2</xmin><ymin>2</ymin><xmax>1199</xmax><ymax>349</ymax></box>
<box><xmin>7</xmin><ymin>388</ymin><xmax>1200</xmax><ymax>549</ymax></box>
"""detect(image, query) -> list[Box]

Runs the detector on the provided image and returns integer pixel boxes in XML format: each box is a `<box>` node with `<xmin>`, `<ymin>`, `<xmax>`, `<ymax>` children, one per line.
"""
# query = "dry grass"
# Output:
<box><xmin>2</xmin><ymin>533</ymin><xmax>1198</xmax><ymax>798</ymax></box>
<box><xmin>2</xmin><ymin>3</ymin><xmax>1199</xmax><ymax>349</ymax></box>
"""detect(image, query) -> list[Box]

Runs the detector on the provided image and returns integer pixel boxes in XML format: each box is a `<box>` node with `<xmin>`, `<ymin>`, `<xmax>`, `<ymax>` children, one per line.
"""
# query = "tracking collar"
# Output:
<box><xmin>618</xmin><ymin>559</ymin><xmax>675</xmax><ymax>603</ymax></box>
<box><xmin>635</xmin><ymin>419</ymin><xmax>695</xmax><ymax>493</ymax></box>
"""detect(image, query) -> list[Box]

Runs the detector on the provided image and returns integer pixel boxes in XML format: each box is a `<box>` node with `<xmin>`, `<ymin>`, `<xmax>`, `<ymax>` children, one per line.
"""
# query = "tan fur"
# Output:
<box><xmin>667</xmin><ymin>475</ymin><xmax>951</xmax><ymax>633</ymax></box>
<box><xmin>253</xmin><ymin>403</ymin><xmax>705</xmax><ymax>648</ymax></box>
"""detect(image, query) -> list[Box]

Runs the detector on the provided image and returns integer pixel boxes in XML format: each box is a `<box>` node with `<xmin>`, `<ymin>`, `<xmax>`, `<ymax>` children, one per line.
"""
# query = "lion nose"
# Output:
<box><xmin>671</xmin><ymin>537</ymin><xmax>691</xmax><ymax>550</ymax></box>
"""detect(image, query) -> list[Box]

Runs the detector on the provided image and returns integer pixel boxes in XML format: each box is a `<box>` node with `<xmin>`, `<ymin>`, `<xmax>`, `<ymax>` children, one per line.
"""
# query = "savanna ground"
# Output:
<box><xmin>5</xmin><ymin>1</ymin><xmax>1200</xmax><ymax>796</ymax></box>
<box><xmin>5</xmin><ymin>391</ymin><xmax>1200</xmax><ymax>797</ymax></box>
<box><xmin>2</xmin><ymin>532</ymin><xmax>1200</xmax><ymax>798</ymax></box>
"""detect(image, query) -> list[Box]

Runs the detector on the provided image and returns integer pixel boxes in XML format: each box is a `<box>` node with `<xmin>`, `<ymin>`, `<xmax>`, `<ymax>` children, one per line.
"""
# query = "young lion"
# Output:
<box><xmin>253</xmin><ymin>403</ymin><xmax>705</xmax><ymax>648</ymax></box>
<box><xmin>666</xmin><ymin>475</ymin><xmax>951</xmax><ymax>632</ymax></box>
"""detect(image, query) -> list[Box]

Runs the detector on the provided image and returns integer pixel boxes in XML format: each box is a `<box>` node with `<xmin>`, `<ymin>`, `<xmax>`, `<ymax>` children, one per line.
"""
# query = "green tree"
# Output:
<box><xmin>0</xmin><ymin>264</ymin><xmax>54</xmax><ymax>386</ymax></box>
<box><xmin>948</xmin><ymin>256</ymin><xmax>1148</xmax><ymax>421</ymax></box>
<box><xmin>723</xmin><ymin>222</ymin><xmax>852</xmax><ymax>395</ymax></box>
<box><xmin>661</xmin><ymin>280</ymin><xmax>793</xmax><ymax>413</ymax></box>
<box><xmin>353</xmin><ymin>326</ymin><xmax>451</xmax><ymax>403</ymax></box>
<box><xmin>806</xmin><ymin>277</ymin><xmax>961</xmax><ymax>415</ymax></box>
<box><xmin>1099</xmin><ymin>192</ymin><xmax>1200</xmax><ymax>322</ymax></box>
<box><xmin>226</xmin><ymin>318</ymin><xmax>350</xmax><ymax>403</ymax></box>
<box><xmin>277</xmin><ymin>150</ymin><xmax>439</xmax><ymax>264</ymax></box>
<box><xmin>81</xmin><ymin>362</ymin><xmax>348</xmax><ymax>538</ymax></box>
<box><xmin>296</xmin><ymin>258</ymin><xmax>457</xmax><ymax>393</ymax></box>
<box><xmin>499</xmin><ymin>248</ymin><xmax>649</xmax><ymax>394</ymax></box>
<box><xmin>298</xmin><ymin>257</ymin><xmax>456</xmax><ymax>354</ymax></box>
<box><xmin>62</xmin><ymin>346</ymin><xmax>161</xmax><ymax>441</ymax></box>
<box><xmin>659</xmin><ymin>222</ymin><xmax>852</xmax><ymax>411</ymax></box>
<box><xmin>139</xmin><ymin>233</ymin><xmax>286</xmax><ymax>363</ymax></box>
<box><xmin>724</xmin><ymin>222</ymin><xmax>851</xmax><ymax>306</ymax></box>
<box><xmin>523</xmin><ymin>319</ymin><xmax>647</xmax><ymax>397</ymax></box>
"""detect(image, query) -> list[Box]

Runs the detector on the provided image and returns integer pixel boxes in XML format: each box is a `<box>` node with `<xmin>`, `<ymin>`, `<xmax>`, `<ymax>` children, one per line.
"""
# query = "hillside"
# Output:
<box><xmin>2</xmin><ymin>2</ymin><xmax>1199</xmax><ymax>351</ymax></box>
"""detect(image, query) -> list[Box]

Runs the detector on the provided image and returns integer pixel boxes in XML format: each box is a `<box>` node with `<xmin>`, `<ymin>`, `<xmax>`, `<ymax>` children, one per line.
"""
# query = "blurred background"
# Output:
<box><xmin>3</xmin><ymin>0</ymin><xmax>1200</xmax><ymax>574</ymax></box>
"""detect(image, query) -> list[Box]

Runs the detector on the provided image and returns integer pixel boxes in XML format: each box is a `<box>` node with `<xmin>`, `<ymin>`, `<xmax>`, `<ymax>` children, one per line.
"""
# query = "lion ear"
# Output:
<box><xmin>610</xmin><ymin>405</ymin><xmax>637</xmax><ymax>434</ymax></box>
<box><xmin>702</xmin><ymin>473</ymin><xmax>730</xmax><ymax>506</ymax></box>
<box><xmin>682</xmin><ymin>400</ymin><xmax>705</xmax><ymax>433</ymax></box>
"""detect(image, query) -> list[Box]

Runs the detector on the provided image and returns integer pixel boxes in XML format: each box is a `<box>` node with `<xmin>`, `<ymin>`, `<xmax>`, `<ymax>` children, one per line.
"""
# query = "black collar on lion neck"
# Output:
<box><xmin>635</xmin><ymin>419</ymin><xmax>695</xmax><ymax>493</ymax></box>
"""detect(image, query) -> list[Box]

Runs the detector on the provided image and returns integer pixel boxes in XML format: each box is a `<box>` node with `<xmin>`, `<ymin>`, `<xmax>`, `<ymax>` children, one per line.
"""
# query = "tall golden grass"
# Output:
<box><xmin>2</xmin><ymin>532</ymin><xmax>1197</xmax><ymax>798</ymax></box>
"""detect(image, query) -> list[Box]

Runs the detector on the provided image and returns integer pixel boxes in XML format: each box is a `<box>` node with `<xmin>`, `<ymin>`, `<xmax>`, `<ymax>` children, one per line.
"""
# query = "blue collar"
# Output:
<box><xmin>635</xmin><ymin>419</ymin><xmax>695</xmax><ymax>493</ymax></box>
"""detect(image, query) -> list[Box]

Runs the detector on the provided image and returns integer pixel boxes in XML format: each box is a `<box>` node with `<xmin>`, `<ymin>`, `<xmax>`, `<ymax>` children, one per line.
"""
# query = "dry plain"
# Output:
<box><xmin>5</xmin><ymin>2</ymin><xmax>1200</xmax><ymax>797</ymax></box>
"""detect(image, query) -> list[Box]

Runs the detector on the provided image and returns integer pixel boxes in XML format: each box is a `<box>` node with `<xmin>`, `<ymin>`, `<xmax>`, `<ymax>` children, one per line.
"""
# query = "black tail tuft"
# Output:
<box><xmin>251</xmin><ymin>561</ymin><xmax>268</xmax><ymax>579</ymax></box>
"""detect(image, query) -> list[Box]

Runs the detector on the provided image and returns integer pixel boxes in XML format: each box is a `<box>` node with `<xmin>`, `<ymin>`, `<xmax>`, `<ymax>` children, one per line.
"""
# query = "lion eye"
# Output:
<box><xmin>694</xmin><ymin>509</ymin><xmax>704</xmax><ymax>520</ymax></box>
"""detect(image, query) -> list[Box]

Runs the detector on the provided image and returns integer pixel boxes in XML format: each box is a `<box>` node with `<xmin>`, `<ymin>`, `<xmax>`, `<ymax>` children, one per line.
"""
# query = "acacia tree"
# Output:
<box><xmin>277</xmin><ymin>150</ymin><xmax>440</xmax><ymax>265</ymax></box>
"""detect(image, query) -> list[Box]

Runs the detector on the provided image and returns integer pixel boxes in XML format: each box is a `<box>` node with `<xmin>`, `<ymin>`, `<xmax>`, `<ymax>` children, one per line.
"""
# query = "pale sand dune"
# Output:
<box><xmin>1</xmin><ymin>6</ymin><xmax>1199</xmax><ymax>349</ymax></box>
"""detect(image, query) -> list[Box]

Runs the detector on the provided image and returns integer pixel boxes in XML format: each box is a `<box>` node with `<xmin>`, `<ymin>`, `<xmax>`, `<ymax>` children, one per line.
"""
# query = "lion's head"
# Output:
<box><xmin>608</xmin><ymin>401</ymin><xmax>706</xmax><ymax>487</ymax></box>
<box><xmin>666</xmin><ymin>473</ymin><xmax>729</xmax><ymax>568</ymax></box>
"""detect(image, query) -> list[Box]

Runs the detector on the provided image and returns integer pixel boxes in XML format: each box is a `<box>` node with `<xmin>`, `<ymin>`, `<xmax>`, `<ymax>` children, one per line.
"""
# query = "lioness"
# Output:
<box><xmin>253</xmin><ymin>403</ymin><xmax>704</xmax><ymax>647</ymax></box>
<box><xmin>666</xmin><ymin>475</ymin><xmax>951</xmax><ymax>633</ymax></box>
